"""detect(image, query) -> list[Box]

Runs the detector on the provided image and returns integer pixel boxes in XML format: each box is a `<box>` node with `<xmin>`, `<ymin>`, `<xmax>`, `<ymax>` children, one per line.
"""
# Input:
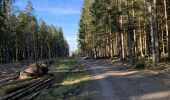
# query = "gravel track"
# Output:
<box><xmin>78</xmin><ymin>59</ymin><xmax>170</xmax><ymax>100</ymax></box>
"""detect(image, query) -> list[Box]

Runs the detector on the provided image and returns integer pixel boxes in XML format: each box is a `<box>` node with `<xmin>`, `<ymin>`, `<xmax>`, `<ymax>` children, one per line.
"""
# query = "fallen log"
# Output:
<box><xmin>0</xmin><ymin>75</ymin><xmax>19</xmax><ymax>84</ymax></box>
<box><xmin>0</xmin><ymin>78</ymin><xmax>32</xmax><ymax>88</ymax></box>
<box><xmin>0</xmin><ymin>75</ymin><xmax>52</xmax><ymax>100</ymax></box>
<box><xmin>20</xmin><ymin>76</ymin><xmax>56</xmax><ymax>100</ymax></box>
<box><xmin>0</xmin><ymin>78</ymin><xmax>42</xmax><ymax>96</ymax></box>
<box><xmin>10</xmin><ymin>76</ymin><xmax>53</xmax><ymax>100</ymax></box>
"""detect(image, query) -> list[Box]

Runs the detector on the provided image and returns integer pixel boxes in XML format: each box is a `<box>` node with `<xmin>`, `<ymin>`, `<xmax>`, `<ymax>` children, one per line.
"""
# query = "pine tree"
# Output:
<box><xmin>78</xmin><ymin>0</ymin><xmax>93</xmax><ymax>57</ymax></box>
<box><xmin>0</xmin><ymin>0</ymin><xmax>69</xmax><ymax>62</ymax></box>
<box><xmin>78</xmin><ymin>0</ymin><xmax>170</xmax><ymax>63</ymax></box>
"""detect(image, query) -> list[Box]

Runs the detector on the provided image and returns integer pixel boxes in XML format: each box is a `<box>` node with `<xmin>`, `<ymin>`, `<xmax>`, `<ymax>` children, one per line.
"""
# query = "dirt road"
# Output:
<box><xmin>78</xmin><ymin>59</ymin><xmax>170</xmax><ymax>100</ymax></box>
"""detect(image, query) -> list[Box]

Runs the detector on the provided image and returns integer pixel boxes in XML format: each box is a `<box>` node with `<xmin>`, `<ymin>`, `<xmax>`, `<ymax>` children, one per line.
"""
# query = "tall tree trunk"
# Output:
<box><xmin>15</xmin><ymin>41</ymin><xmax>18</xmax><ymax>62</ymax></box>
<box><xmin>121</xmin><ymin>31</ymin><xmax>125</xmax><ymax>59</ymax></box>
<box><xmin>143</xmin><ymin>0</ymin><xmax>149</xmax><ymax>58</ymax></box>
<box><xmin>164</xmin><ymin>0</ymin><xmax>170</xmax><ymax>59</ymax></box>
<box><xmin>153</xmin><ymin>0</ymin><xmax>160</xmax><ymax>62</ymax></box>
<box><xmin>150</xmin><ymin>2</ymin><xmax>156</xmax><ymax>63</ymax></box>
<box><xmin>33</xmin><ymin>32</ymin><xmax>37</xmax><ymax>60</ymax></box>
<box><xmin>116</xmin><ymin>0</ymin><xmax>123</xmax><ymax>61</ymax></box>
<box><xmin>0</xmin><ymin>45</ymin><xmax>2</xmax><ymax>62</ymax></box>
<box><xmin>161</xmin><ymin>25</ymin><xmax>166</xmax><ymax>55</ymax></box>
<box><xmin>139</xmin><ymin>19</ymin><xmax>144</xmax><ymax>57</ymax></box>
<box><xmin>126</xmin><ymin>0</ymin><xmax>133</xmax><ymax>64</ymax></box>
<box><xmin>132</xmin><ymin>0</ymin><xmax>138</xmax><ymax>60</ymax></box>
<box><xmin>27</xmin><ymin>37</ymin><xmax>30</xmax><ymax>61</ymax></box>
<box><xmin>114</xmin><ymin>33</ymin><xmax>118</xmax><ymax>56</ymax></box>
<box><xmin>47</xmin><ymin>44</ymin><xmax>51</xmax><ymax>59</ymax></box>
<box><xmin>41</xmin><ymin>44</ymin><xmax>43</xmax><ymax>59</ymax></box>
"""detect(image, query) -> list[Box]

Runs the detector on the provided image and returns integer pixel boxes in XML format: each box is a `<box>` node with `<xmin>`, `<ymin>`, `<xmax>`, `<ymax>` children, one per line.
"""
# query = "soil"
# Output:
<box><xmin>78</xmin><ymin>59</ymin><xmax>170</xmax><ymax>100</ymax></box>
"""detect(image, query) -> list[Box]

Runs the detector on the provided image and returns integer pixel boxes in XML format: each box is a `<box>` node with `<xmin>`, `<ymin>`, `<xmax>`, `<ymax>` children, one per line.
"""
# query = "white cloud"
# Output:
<box><xmin>36</xmin><ymin>7</ymin><xmax>80</xmax><ymax>15</ymax></box>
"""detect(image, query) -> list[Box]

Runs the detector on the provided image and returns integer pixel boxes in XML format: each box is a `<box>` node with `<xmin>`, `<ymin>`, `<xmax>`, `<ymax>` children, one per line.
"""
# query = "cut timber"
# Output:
<box><xmin>20</xmin><ymin>76</ymin><xmax>56</xmax><ymax>100</ymax></box>
<box><xmin>19</xmin><ymin>63</ymin><xmax>48</xmax><ymax>80</ymax></box>
<box><xmin>0</xmin><ymin>77</ymin><xmax>43</xmax><ymax>96</ymax></box>
<box><xmin>0</xmin><ymin>75</ymin><xmax>19</xmax><ymax>84</ymax></box>
<box><xmin>0</xmin><ymin>78</ymin><xmax>33</xmax><ymax>88</ymax></box>
<box><xmin>0</xmin><ymin>75</ymin><xmax>54</xmax><ymax>100</ymax></box>
<box><xmin>10</xmin><ymin>76</ymin><xmax>54</xmax><ymax>100</ymax></box>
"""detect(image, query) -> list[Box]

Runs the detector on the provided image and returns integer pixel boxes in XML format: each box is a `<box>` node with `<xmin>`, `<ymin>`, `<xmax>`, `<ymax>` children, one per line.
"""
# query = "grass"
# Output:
<box><xmin>35</xmin><ymin>59</ymin><xmax>90</xmax><ymax>100</ymax></box>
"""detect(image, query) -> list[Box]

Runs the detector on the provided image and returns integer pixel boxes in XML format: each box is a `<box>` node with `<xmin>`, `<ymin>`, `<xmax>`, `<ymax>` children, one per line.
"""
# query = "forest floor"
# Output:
<box><xmin>35</xmin><ymin>59</ymin><xmax>90</xmax><ymax>100</ymax></box>
<box><xmin>0</xmin><ymin>63</ymin><xmax>28</xmax><ymax>80</ymax></box>
<box><xmin>0</xmin><ymin>59</ymin><xmax>90</xmax><ymax>100</ymax></box>
<box><xmin>77</xmin><ymin>59</ymin><xmax>170</xmax><ymax>100</ymax></box>
<box><xmin>1</xmin><ymin>59</ymin><xmax>170</xmax><ymax>100</ymax></box>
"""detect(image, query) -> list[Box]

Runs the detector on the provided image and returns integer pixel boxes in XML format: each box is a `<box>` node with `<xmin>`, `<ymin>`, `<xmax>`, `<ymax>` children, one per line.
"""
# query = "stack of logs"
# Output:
<box><xmin>0</xmin><ymin>60</ymin><xmax>56</xmax><ymax>100</ymax></box>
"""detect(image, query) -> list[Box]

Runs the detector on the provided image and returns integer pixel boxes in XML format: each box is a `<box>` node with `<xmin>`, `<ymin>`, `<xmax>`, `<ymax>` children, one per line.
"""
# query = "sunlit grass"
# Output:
<box><xmin>35</xmin><ymin>59</ymin><xmax>90</xmax><ymax>100</ymax></box>
<box><xmin>61</xmin><ymin>75</ymin><xmax>89</xmax><ymax>86</ymax></box>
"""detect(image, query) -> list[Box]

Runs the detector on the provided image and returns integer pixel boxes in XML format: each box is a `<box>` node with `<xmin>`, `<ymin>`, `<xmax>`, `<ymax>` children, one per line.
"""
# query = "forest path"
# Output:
<box><xmin>78</xmin><ymin>59</ymin><xmax>170</xmax><ymax>100</ymax></box>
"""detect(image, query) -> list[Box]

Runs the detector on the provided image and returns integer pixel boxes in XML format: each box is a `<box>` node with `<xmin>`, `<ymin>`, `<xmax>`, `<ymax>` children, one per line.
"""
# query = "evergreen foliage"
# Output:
<box><xmin>78</xmin><ymin>0</ymin><xmax>170</xmax><ymax>63</ymax></box>
<box><xmin>0</xmin><ymin>0</ymin><xmax>69</xmax><ymax>63</ymax></box>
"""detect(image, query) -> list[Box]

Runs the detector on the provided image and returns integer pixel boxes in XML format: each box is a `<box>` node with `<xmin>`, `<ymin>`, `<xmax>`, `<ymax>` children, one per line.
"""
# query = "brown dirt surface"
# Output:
<box><xmin>77</xmin><ymin>59</ymin><xmax>170</xmax><ymax>100</ymax></box>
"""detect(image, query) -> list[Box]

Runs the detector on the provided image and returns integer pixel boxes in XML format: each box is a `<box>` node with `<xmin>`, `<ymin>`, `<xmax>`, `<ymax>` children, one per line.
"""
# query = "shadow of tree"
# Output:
<box><xmin>36</xmin><ymin>59</ymin><xmax>170</xmax><ymax>100</ymax></box>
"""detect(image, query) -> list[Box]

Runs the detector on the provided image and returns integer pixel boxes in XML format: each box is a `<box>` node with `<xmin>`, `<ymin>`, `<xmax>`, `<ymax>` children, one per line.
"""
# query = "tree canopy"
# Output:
<box><xmin>0</xmin><ymin>0</ymin><xmax>69</xmax><ymax>63</ymax></box>
<box><xmin>78</xmin><ymin>0</ymin><xmax>170</xmax><ymax>64</ymax></box>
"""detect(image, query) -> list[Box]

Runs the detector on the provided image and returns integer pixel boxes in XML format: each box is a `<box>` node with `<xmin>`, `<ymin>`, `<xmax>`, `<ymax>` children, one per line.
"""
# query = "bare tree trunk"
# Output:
<box><xmin>110</xmin><ymin>30</ymin><xmax>113</xmax><ymax>58</ymax></box>
<box><xmin>143</xmin><ymin>0</ymin><xmax>149</xmax><ymax>58</ymax></box>
<box><xmin>27</xmin><ymin>37</ymin><xmax>30</xmax><ymax>61</ymax></box>
<box><xmin>162</xmin><ymin>27</ymin><xmax>166</xmax><ymax>55</ymax></box>
<box><xmin>164</xmin><ymin>0</ymin><xmax>170</xmax><ymax>59</ymax></box>
<box><xmin>114</xmin><ymin>33</ymin><xmax>118</xmax><ymax>56</ymax></box>
<box><xmin>132</xmin><ymin>0</ymin><xmax>138</xmax><ymax>60</ymax></box>
<box><xmin>139</xmin><ymin>19</ymin><xmax>144</xmax><ymax>57</ymax></box>
<box><xmin>150</xmin><ymin>2</ymin><xmax>156</xmax><ymax>63</ymax></box>
<box><xmin>144</xmin><ymin>31</ymin><xmax>147</xmax><ymax>55</ymax></box>
<box><xmin>22</xmin><ymin>50</ymin><xmax>25</xmax><ymax>61</ymax></box>
<box><xmin>33</xmin><ymin>32</ymin><xmax>37</xmax><ymax>60</ymax></box>
<box><xmin>121</xmin><ymin>31</ymin><xmax>125</xmax><ymax>59</ymax></box>
<box><xmin>0</xmin><ymin>45</ymin><xmax>2</xmax><ymax>62</ymax></box>
<box><xmin>15</xmin><ymin>42</ymin><xmax>18</xmax><ymax>62</ymax></box>
<box><xmin>153</xmin><ymin>0</ymin><xmax>160</xmax><ymax>62</ymax></box>
<box><xmin>47</xmin><ymin>44</ymin><xmax>51</xmax><ymax>59</ymax></box>
<box><xmin>117</xmin><ymin>0</ymin><xmax>124</xmax><ymax>61</ymax></box>
<box><xmin>126</xmin><ymin>0</ymin><xmax>133</xmax><ymax>64</ymax></box>
<box><xmin>41</xmin><ymin>45</ymin><xmax>43</xmax><ymax>59</ymax></box>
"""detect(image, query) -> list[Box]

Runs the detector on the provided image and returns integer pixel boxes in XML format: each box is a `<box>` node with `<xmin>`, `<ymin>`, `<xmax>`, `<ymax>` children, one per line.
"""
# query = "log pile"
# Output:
<box><xmin>0</xmin><ymin>75</ymin><xmax>55</xmax><ymax>100</ymax></box>
<box><xmin>19</xmin><ymin>63</ymin><xmax>48</xmax><ymax>80</ymax></box>
<box><xmin>0</xmin><ymin>62</ymin><xmax>56</xmax><ymax>100</ymax></box>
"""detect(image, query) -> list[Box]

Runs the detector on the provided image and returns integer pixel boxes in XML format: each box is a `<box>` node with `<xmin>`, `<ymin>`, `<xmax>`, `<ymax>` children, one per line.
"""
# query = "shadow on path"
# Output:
<box><xmin>76</xmin><ymin>59</ymin><xmax>170</xmax><ymax>100</ymax></box>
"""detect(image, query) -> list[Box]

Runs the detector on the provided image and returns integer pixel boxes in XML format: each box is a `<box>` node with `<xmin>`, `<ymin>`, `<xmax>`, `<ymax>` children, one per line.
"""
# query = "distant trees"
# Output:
<box><xmin>0</xmin><ymin>0</ymin><xmax>69</xmax><ymax>63</ymax></box>
<box><xmin>78</xmin><ymin>0</ymin><xmax>170</xmax><ymax>63</ymax></box>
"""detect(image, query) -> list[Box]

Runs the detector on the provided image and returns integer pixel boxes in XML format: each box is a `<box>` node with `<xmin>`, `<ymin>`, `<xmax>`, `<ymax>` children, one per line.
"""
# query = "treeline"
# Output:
<box><xmin>78</xmin><ymin>0</ymin><xmax>170</xmax><ymax>64</ymax></box>
<box><xmin>0</xmin><ymin>0</ymin><xmax>69</xmax><ymax>63</ymax></box>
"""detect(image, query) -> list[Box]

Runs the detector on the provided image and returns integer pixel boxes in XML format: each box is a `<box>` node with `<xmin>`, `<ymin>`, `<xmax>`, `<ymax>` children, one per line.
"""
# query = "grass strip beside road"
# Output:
<box><xmin>35</xmin><ymin>59</ymin><xmax>90</xmax><ymax>100</ymax></box>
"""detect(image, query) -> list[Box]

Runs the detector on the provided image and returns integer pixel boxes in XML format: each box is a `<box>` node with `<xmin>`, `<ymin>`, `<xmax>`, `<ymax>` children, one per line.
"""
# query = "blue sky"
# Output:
<box><xmin>15</xmin><ymin>0</ymin><xmax>84</xmax><ymax>52</ymax></box>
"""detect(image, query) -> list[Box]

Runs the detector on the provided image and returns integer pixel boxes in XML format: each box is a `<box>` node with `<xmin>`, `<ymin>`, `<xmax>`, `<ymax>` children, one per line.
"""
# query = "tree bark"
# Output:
<box><xmin>150</xmin><ymin>2</ymin><xmax>156</xmax><ymax>63</ymax></box>
<box><xmin>132</xmin><ymin>0</ymin><xmax>138</xmax><ymax>60</ymax></box>
<box><xmin>153</xmin><ymin>0</ymin><xmax>160</xmax><ymax>62</ymax></box>
<box><xmin>139</xmin><ymin>19</ymin><xmax>144</xmax><ymax>57</ymax></box>
<box><xmin>164</xmin><ymin>0</ymin><xmax>170</xmax><ymax>59</ymax></box>
<box><xmin>116</xmin><ymin>0</ymin><xmax>124</xmax><ymax>61</ymax></box>
<box><xmin>126</xmin><ymin>0</ymin><xmax>133</xmax><ymax>64</ymax></box>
